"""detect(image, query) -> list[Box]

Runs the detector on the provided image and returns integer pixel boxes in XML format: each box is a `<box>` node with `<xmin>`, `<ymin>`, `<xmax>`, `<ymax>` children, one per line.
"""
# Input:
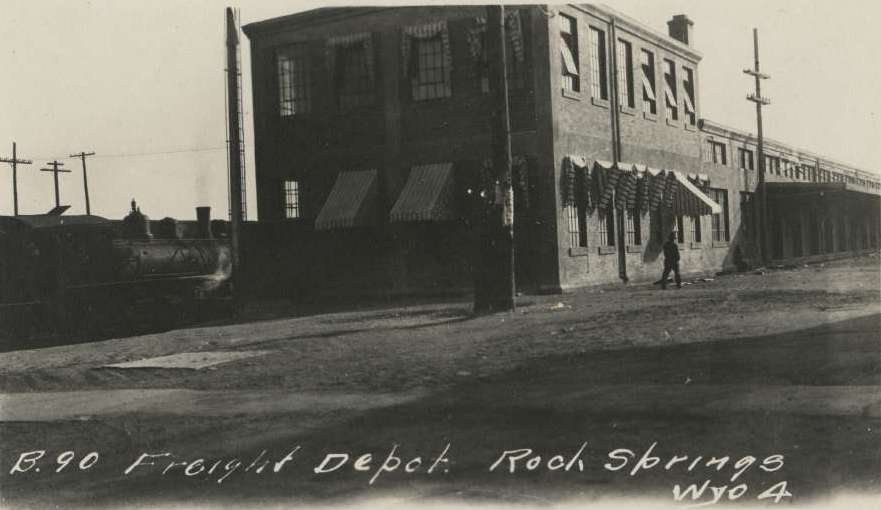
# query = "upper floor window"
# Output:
<box><xmin>560</xmin><ymin>15</ymin><xmax>580</xmax><ymax>92</ymax></box>
<box><xmin>468</xmin><ymin>11</ymin><xmax>527</xmax><ymax>93</ymax></box>
<box><xmin>283</xmin><ymin>180</ymin><xmax>301</xmax><ymax>219</ymax></box>
<box><xmin>708</xmin><ymin>140</ymin><xmax>727</xmax><ymax>166</ymax></box>
<box><xmin>616</xmin><ymin>39</ymin><xmax>634</xmax><ymax>108</ymax></box>
<box><xmin>682</xmin><ymin>66</ymin><xmax>696</xmax><ymax>125</ymax></box>
<box><xmin>663</xmin><ymin>59</ymin><xmax>678</xmax><ymax>121</ymax></box>
<box><xmin>403</xmin><ymin>21</ymin><xmax>452</xmax><ymax>101</ymax></box>
<box><xmin>277</xmin><ymin>45</ymin><xmax>311</xmax><ymax>116</ymax></box>
<box><xmin>738</xmin><ymin>148</ymin><xmax>754</xmax><ymax>170</ymax></box>
<box><xmin>328</xmin><ymin>34</ymin><xmax>374</xmax><ymax>109</ymax></box>
<box><xmin>640</xmin><ymin>49</ymin><xmax>656</xmax><ymax>115</ymax></box>
<box><xmin>589</xmin><ymin>26</ymin><xmax>609</xmax><ymax>100</ymax></box>
<box><xmin>765</xmin><ymin>155</ymin><xmax>781</xmax><ymax>175</ymax></box>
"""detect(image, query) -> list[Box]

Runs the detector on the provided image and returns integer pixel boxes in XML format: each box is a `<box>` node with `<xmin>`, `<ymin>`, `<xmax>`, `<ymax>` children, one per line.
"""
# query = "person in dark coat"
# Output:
<box><xmin>659</xmin><ymin>232</ymin><xmax>681</xmax><ymax>289</ymax></box>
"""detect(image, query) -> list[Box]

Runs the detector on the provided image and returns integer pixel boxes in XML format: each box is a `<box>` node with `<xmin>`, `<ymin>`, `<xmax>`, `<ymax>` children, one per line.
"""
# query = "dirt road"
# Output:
<box><xmin>0</xmin><ymin>255</ymin><xmax>878</xmax><ymax>508</ymax></box>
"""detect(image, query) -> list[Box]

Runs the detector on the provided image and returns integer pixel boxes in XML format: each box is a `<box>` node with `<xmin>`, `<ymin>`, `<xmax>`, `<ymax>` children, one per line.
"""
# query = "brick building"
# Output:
<box><xmin>241</xmin><ymin>4</ymin><xmax>880</xmax><ymax>299</ymax></box>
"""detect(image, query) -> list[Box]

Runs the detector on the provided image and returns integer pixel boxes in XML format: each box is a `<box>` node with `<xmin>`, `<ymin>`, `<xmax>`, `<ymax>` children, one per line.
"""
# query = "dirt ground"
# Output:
<box><xmin>0</xmin><ymin>254</ymin><xmax>879</xmax><ymax>509</ymax></box>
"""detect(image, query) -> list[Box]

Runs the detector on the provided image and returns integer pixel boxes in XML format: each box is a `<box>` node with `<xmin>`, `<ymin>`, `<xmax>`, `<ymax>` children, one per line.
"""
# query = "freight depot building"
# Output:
<box><xmin>242</xmin><ymin>4</ymin><xmax>880</xmax><ymax>298</ymax></box>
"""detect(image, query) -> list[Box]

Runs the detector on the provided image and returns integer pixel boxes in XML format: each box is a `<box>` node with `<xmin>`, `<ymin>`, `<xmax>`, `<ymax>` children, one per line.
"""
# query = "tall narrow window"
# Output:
<box><xmin>663</xmin><ymin>59</ymin><xmax>678</xmax><ymax>121</ymax></box>
<box><xmin>616</xmin><ymin>39</ymin><xmax>634</xmax><ymax>108</ymax></box>
<box><xmin>588</xmin><ymin>26</ymin><xmax>608</xmax><ymax>100</ymax></box>
<box><xmin>625</xmin><ymin>208</ymin><xmax>641</xmax><ymax>246</ymax></box>
<box><xmin>640</xmin><ymin>49</ymin><xmax>656</xmax><ymax>115</ymax></box>
<box><xmin>412</xmin><ymin>35</ymin><xmax>449</xmax><ymax>100</ymax></box>
<box><xmin>738</xmin><ymin>148</ymin><xmax>754</xmax><ymax>170</ymax></box>
<box><xmin>283</xmin><ymin>180</ymin><xmax>300</xmax><ymax>219</ymax></box>
<box><xmin>710</xmin><ymin>188</ymin><xmax>729</xmax><ymax>242</ymax></box>
<box><xmin>682</xmin><ymin>66</ymin><xmax>696</xmax><ymax>125</ymax></box>
<box><xmin>708</xmin><ymin>141</ymin><xmax>727</xmax><ymax>166</ymax></box>
<box><xmin>567</xmin><ymin>205</ymin><xmax>588</xmax><ymax>249</ymax></box>
<box><xmin>336</xmin><ymin>42</ymin><xmax>372</xmax><ymax>109</ymax></box>
<box><xmin>598</xmin><ymin>209</ymin><xmax>615</xmax><ymax>247</ymax></box>
<box><xmin>673</xmin><ymin>215</ymin><xmax>684</xmax><ymax>243</ymax></box>
<box><xmin>689</xmin><ymin>215</ymin><xmax>702</xmax><ymax>243</ymax></box>
<box><xmin>560</xmin><ymin>15</ymin><xmax>580</xmax><ymax>92</ymax></box>
<box><xmin>277</xmin><ymin>45</ymin><xmax>311</xmax><ymax>116</ymax></box>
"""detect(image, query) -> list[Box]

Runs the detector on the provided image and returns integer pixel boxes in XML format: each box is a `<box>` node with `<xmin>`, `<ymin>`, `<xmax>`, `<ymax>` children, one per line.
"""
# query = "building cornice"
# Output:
<box><xmin>569</xmin><ymin>4</ymin><xmax>702</xmax><ymax>62</ymax></box>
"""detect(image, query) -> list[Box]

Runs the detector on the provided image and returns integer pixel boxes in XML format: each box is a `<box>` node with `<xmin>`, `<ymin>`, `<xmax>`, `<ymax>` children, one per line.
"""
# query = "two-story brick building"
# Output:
<box><xmin>241</xmin><ymin>4</ymin><xmax>880</xmax><ymax>300</ymax></box>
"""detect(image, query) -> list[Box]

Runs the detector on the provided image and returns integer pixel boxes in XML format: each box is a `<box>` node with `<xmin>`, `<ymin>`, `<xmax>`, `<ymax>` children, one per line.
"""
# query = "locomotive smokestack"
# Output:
<box><xmin>196</xmin><ymin>206</ymin><xmax>213</xmax><ymax>239</ymax></box>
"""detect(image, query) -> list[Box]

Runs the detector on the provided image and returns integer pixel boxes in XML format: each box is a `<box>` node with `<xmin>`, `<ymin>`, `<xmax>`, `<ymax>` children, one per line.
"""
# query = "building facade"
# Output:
<box><xmin>242</xmin><ymin>4</ymin><xmax>880</xmax><ymax>299</ymax></box>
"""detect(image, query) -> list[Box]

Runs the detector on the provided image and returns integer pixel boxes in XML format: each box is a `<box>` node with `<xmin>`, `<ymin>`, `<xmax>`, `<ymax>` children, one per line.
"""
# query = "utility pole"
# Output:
<box><xmin>476</xmin><ymin>4</ymin><xmax>515</xmax><ymax>313</ymax></box>
<box><xmin>70</xmin><ymin>151</ymin><xmax>95</xmax><ymax>215</ymax></box>
<box><xmin>0</xmin><ymin>142</ymin><xmax>32</xmax><ymax>215</ymax></box>
<box><xmin>225</xmin><ymin>7</ymin><xmax>243</xmax><ymax>280</ymax></box>
<box><xmin>40</xmin><ymin>160</ymin><xmax>71</xmax><ymax>208</ymax></box>
<box><xmin>744</xmin><ymin>28</ymin><xmax>771</xmax><ymax>264</ymax></box>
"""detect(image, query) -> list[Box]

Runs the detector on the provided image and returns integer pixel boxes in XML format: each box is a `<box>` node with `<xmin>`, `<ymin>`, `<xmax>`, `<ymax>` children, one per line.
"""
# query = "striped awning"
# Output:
<box><xmin>390</xmin><ymin>163</ymin><xmax>456</xmax><ymax>222</ymax></box>
<box><xmin>580</xmin><ymin>160</ymin><xmax>720</xmax><ymax>216</ymax></box>
<box><xmin>670</xmin><ymin>171</ymin><xmax>722</xmax><ymax>215</ymax></box>
<box><xmin>314</xmin><ymin>170</ymin><xmax>378</xmax><ymax>230</ymax></box>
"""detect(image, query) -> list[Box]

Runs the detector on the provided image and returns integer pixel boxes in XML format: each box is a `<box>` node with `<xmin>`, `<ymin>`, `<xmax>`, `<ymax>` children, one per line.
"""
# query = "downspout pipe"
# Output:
<box><xmin>609</xmin><ymin>17</ymin><xmax>629</xmax><ymax>283</ymax></box>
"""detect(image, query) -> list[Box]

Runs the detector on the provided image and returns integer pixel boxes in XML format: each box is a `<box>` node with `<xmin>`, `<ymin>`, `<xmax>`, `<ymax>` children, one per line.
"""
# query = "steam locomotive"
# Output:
<box><xmin>0</xmin><ymin>202</ymin><xmax>233</xmax><ymax>339</ymax></box>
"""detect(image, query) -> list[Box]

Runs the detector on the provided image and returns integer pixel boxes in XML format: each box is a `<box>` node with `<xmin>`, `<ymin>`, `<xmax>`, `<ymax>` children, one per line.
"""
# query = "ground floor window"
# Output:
<box><xmin>673</xmin><ymin>215</ymin><xmax>684</xmax><ymax>243</ymax></box>
<box><xmin>598</xmin><ymin>209</ymin><xmax>615</xmax><ymax>247</ymax></box>
<box><xmin>651</xmin><ymin>210</ymin><xmax>663</xmax><ymax>245</ymax></box>
<box><xmin>283</xmin><ymin>180</ymin><xmax>301</xmax><ymax>219</ymax></box>
<box><xmin>625</xmin><ymin>208</ymin><xmax>641</xmax><ymax>246</ymax></box>
<box><xmin>709</xmin><ymin>188</ymin><xmax>729</xmax><ymax>242</ymax></box>
<box><xmin>567</xmin><ymin>205</ymin><xmax>588</xmax><ymax>248</ymax></box>
<box><xmin>688</xmin><ymin>215</ymin><xmax>701</xmax><ymax>243</ymax></box>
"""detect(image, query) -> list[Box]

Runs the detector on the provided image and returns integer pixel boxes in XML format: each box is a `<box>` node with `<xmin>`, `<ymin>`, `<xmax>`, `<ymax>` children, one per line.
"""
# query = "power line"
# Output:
<box><xmin>27</xmin><ymin>145</ymin><xmax>253</xmax><ymax>161</ymax></box>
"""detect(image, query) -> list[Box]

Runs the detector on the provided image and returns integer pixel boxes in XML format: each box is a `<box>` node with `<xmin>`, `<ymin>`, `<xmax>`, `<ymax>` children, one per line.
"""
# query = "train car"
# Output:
<box><xmin>0</xmin><ymin>203</ymin><xmax>232</xmax><ymax>339</ymax></box>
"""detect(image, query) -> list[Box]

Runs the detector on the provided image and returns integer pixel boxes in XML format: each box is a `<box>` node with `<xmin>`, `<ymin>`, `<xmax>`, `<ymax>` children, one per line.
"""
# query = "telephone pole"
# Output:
<box><xmin>225</xmin><ymin>7</ymin><xmax>243</xmax><ymax>281</ymax></box>
<box><xmin>0</xmin><ymin>142</ymin><xmax>32</xmax><ymax>215</ymax></box>
<box><xmin>69</xmin><ymin>151</ymin><xmax>95</xmax><ymax>215</ymax></box>
<box><xmin>744</xmin><ymin>28</ymin><xmax>771</xmax><ymax>263</ymax></box>
<box><xmin>475</xmin><ymin>4</ymin><xmax>515</xmax><ymax>313</ymax></box>
<box><xmin>40</xmin><ymin>160</ymin><xmax>71</xmax><ymax>208</ymax></box>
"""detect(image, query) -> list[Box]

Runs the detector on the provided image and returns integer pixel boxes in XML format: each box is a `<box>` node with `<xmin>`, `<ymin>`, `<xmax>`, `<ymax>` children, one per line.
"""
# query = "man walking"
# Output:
<box><xmin>659</xmin><ymin>232</ymin><xmax>681</xmax><ymax>289</ymax></box>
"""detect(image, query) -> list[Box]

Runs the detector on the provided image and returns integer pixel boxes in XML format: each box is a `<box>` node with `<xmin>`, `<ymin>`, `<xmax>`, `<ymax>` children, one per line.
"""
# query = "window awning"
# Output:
<box><xmin>584</xmin><ymin>160</ymin><xmax>720</xmax><ymax>215</ymax></box>
<box><xmin>560</xmin><ymin>43</ymin><xmax>578</xmax><ymax>75</ymax></box>
<box><xmin>314</xmin><ymin>170</ymin><xmax>378</xmax><ymax>230</ymax></box>
<box><xmin>670</xmin><ymin>170</ymin><xmax>722</xmax><ymax>215</ymax></box>
<box><xmin>390</xmin><ymin>163</ymin><xmax>456</xmax><ymax>222</ymax></box>
<box><xmin>641</xmin><ymin>73</ymin><xmax>656</xmax><ymax>101</ymax></box>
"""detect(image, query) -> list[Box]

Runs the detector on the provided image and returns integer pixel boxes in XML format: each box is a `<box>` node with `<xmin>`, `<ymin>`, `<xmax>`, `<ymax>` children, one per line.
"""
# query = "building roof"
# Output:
<box><xmin>242</xmin><ymin>7</ymin><xmax>383</xmax><ymax>37</ymax></box>
<box><xmin>243</xmin><ymin>4</ymin><xmax>702</xmax><ymax>63</ymax></box>
<box><xmin>700</xmin><ymin>119</ymin><xmax>880</xmax><ymax>182</ymax></box>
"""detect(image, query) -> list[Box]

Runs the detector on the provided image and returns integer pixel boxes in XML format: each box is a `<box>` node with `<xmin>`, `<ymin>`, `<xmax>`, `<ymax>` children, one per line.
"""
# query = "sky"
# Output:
<box><xmin>2</xmin><ymin>0</ymin><xmax>879</xmax><ymax>220</ymax></box>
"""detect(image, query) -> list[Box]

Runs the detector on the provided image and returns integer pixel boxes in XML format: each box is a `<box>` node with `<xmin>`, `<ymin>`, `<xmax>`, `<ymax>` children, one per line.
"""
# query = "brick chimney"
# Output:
<box><xmin>667</xmin><ymin>14</ymin><xmax>694</xmax><ymax>46</ymax></box>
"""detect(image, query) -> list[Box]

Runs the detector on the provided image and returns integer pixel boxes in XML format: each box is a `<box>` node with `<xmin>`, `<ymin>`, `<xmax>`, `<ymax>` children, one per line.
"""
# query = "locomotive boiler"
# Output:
<box><xmin>0</xmin><ymin>202</ymin><xmax>233</xmax><ymax>339</ymax></box>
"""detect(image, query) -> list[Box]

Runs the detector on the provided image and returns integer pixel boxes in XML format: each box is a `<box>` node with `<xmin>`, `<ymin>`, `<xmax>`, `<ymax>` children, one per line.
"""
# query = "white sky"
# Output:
<box><xmin>1</xmin><ymin>0</ymin><xmax>879</xmax><ymax>219</ymax></box>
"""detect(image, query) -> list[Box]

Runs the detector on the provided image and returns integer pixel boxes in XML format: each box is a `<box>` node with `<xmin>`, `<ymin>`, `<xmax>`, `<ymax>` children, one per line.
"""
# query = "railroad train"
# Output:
<box><xmin>0</xmin><ymin>202</ymin><xmax>233</xmax><ymax>339</ymax></box>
